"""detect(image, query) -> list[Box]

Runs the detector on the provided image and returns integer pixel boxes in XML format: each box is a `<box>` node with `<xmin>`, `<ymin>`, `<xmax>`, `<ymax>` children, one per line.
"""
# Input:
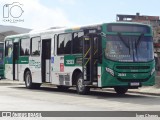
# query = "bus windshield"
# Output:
<box><xmin>105</xmin><ymin>35</ymin><xmax>154</xmax><ymax>62</ymax></box>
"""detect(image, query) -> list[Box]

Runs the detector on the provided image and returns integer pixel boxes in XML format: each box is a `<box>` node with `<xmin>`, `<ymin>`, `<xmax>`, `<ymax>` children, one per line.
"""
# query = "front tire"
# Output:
<box><xmin>76</xmin><ymin>73</ymin><xmax>90</xmax><ymax>95</ymax></box>
<box><xmin>114</xmin><ymin>87</ymin><xmax>128</xmax><ymax>95</ymax></box>
<box><xmin>24</xmin><ymin>71</ymin><xmax>41</xmax><ymax>89</ymax></box>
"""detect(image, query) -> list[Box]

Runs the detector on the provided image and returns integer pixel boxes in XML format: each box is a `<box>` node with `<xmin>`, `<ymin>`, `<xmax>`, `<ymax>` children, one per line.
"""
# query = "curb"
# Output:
<box><xmin>1</xmin><ymin>80</ymin><xmax>160</xmax><ymax>96</ymax></box>
<box><xmin>127</xmin><ymin>90</ymin><xmax>160</xmax><ymax>96</ymax></box>
<box><xmin>105</xmin><ymin>88</ymin><xmax>160</xmax><ymax>96</ymax></box>
<box><xmin>0</xmin><ymin>80</ymin><xmax>24</xmax><ymax>85</ymax></box>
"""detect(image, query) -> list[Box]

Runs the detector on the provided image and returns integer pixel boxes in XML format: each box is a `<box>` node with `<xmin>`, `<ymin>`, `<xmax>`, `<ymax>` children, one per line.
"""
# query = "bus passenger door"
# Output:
<box><xmin>13</xmin><ymin>42</ymin><xmax>19</xmax><ymax>80</ymax></box>
<box><xmin>82</xmin><ymin>34</ymin><xmax>101</xmax><ymax>85</ymax></box>
<box><xmin>42</xmin><ymin>39</ymin><xmax>51</xmax><ymax>83</ymax></box>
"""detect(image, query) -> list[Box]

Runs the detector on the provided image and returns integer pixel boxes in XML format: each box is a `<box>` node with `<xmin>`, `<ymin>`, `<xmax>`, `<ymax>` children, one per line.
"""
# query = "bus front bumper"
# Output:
<box><xmin>101</xmin><ymin>70</ymin><xmax>155</xmax><ymax>88</ymax></box>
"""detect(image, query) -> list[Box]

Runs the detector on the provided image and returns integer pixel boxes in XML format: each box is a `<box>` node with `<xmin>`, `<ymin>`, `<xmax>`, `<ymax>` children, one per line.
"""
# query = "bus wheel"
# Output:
<box><xmin>25</xmin><ymin>71</ymin><xmax>41</xmax><ymax>89</ymax></box>
<box><xmin>76</xmin><ymin>73</ymin><xmax>90</xmax><ymax>95</ymax></box>
<box><xmin>57</xmin><ymin>86</ymin><xmax>70</xmax><ymax>91</ymax></box>
<box><xmin>114</xmin><ymin>87</ymin><xmax>128</xmax><ymax>95</ymax></box>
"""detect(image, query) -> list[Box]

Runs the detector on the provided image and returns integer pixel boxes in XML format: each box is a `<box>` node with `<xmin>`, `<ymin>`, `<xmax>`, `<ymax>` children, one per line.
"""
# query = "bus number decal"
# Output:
<box><xmin>118</xmin><ymin>73</ymin><xmax>126</xmax><ymax>77</ymax></box>
<box><xmin>66</xmin><ymin>60</ymin><xmax>74</xmax><ymax>65</ymax></box>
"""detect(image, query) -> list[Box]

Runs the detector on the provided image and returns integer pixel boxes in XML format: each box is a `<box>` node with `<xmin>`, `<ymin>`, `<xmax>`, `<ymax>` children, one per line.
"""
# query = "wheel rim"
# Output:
<box><xmin>26</xmin><ymin>74</ymin><xmax>31</xmax><ymax>87</ymax></box>
<box><xmin>77</xmin><ymin>78</ymin><xmax>84</xmax><ymax>91</ymax></box>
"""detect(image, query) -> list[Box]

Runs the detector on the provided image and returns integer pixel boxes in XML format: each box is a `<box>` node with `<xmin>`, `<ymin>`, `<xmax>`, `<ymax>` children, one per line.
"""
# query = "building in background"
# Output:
<box><xmin>117</xmin><ymin>13</ymin><xmax>160</xmax><ymax>42</ymax></box>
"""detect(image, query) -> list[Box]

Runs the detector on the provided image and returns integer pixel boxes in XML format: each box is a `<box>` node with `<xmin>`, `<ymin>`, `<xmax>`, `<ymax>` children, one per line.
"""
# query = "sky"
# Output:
<box><xmin>0</xmin><ymin>0</ymin><xmax>160</xmax><ymax>30</ymax></box>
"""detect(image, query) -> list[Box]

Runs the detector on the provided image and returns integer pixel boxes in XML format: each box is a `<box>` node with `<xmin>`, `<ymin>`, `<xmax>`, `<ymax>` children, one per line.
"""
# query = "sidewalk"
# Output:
<box><xmin>0</xmin><ymin>79</ymin><xmax>24</xmax><ymax>85</ymax></box>
<box><xmin>128</xmin><ymin>87</ymin><xmax>160</xmax><ymax>96</ymax></box>
<box><xmin>0</xmin><ymin>79</ymin><xmax>160</xmax><ymax>96</ymax></box>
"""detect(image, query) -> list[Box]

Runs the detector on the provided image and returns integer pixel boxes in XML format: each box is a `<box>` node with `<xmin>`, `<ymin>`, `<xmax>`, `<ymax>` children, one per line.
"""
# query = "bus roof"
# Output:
<box><xmin>4</xmin><ymin>22</ymin><xmax>151</xmax><ymax>40</ymax></box>
<box><xmin>106</xmin><ymin>22</ymin><xmax>151</xmax><ymax>28</ymax></box>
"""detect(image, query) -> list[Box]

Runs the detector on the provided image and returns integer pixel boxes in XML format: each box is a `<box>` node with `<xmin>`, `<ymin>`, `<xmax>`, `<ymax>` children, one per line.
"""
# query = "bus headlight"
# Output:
<box><xmin>151</xmin><ymin>68</ymin><xmax>155</xmax><ymax>75</ymax></box>
<box><xmin>106</xmin><ymin>67</ymin><xmax>114</xmax><ymax>76</ymax></box>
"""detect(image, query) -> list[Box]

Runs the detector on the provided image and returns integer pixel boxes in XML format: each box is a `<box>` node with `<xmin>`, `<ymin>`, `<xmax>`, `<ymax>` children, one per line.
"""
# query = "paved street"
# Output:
<box><xmin>0</xmin><ymin>82</ymin><xmax>160</xmax><ymax>112</ymax></box>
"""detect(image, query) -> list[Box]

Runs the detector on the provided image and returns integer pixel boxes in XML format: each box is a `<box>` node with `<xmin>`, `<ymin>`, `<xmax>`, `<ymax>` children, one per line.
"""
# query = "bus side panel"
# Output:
<box><xmin>51</xmin><ymin>65</ymin><xmax>82</xmax><ymax>86</ymax></box>
<box><xmin>98</xmin><ymin>66</ymin><xmax>102</xmax><ymax>87</ymax></box>
<box><xmin>18</xmin><ymin>64</ymin><xmax>29</xmax><ymax>82</ymax></box>
<box><xmin>17</xmin><ymin>56</ymin><xmax>29</xmax><ymax>82</ymax></box>
<box><xmin>29</xmin><ymin>57</ymin><xmax>42</xmax><ymax>83</ymax></box>
<box><xmin>5</xmin><ymin>64</ymin><xmax>13</xmax><ymax>80</ymax></box>
<box><xmin>51</xmin><ymin>72</ymin><xmax>59</xmax><ymax>85</ymax></box>
<box><xmin>51</xmin><ymin>56</ymin><xmax>63</xmax><ymax>85</ymax></box>
<box><xmin>51</xmin><ymin>56</ymin><xmax>82</xmax><ymax>86</ymax></box>
<box><xmin>5</xmin><ymin>40</ymin><xmax>14</xmax><ymax>80</ymax></box>
<box><xmin>0</xmin><ymin>45</ymin><xmax>4</xmax><ymax>78</ymax></box>
<box><xmin>63</xmin><ymin>66</ymin><xmax>82</xmax><ymax>86</ymax></box>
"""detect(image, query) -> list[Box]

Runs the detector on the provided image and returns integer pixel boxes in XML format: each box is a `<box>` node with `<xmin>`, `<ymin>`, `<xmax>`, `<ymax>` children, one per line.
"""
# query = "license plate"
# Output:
<box><xmin>130</xmin><ymin>82</ymin><xmax>140</xmax><ymax>86</ymax></box>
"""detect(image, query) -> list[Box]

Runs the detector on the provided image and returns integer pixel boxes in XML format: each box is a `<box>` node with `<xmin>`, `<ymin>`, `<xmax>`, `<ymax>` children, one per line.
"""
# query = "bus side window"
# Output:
<box><xmin>5</xmin><ymin>40</ymin><xmax>13</xmax><ymax>57</ymax></box>
<box><xmin>53</xmin><ymin>34</ymin><xmax>57</xmax><ymax>55</ymax></box>
<box><xmin>20</xmin><ymin>38</ymin><xmax>30</xmax><ymax>56</ymax></box>
<box><xmin>57</xmin><ymin>34</ymin><xmax>64</xmax><ymax>55</ymax></box>
<box><xmin>31</xmin><ymin>37</ymin><xmax>41</xmax><ymax>56</ymax></box>
<box><xmin>5</xmin><ymin>41</ymin><xmax>8</xmax><ymax>57</ymax></box>
<box><xmin>73</xmin><ymin>32</ymin><xmax>84</xmax><ymax>54</ymax></box>
<box><xmin>64</xmin><ymin>33</ymin><xmax>72</xmax><ymax>54</ymax></box>
<box><xmin>0</xmin><ymin>43</ymin><xmax>4</xmax><ymax>62</ymax></box>
<box><xmin>57</xmin><ymin>33</ymin><xmax>72</xmax><ymax>55</ymax></box>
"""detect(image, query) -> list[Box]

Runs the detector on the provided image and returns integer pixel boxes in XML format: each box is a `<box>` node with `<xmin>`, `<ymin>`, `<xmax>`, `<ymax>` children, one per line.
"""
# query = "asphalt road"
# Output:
<box><xmin>0</xmin><ymin>84</ymin><xmax>160</xmax><ymax>112</ymax></box>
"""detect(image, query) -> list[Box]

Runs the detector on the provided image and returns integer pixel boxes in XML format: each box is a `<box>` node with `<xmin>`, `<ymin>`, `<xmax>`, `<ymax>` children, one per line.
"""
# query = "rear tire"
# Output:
<box><xmin>76</xmin><ymin>73</ymin><xmax>90</xmax><ymax>95</ymax></box>
<box><xmin>114</xmin><ymin>87</ymin><xmax>128</xmax><ymax>95</ymax></box>
<box><xmin>24</xmin><ymin>71</ymin><xmax>41</xmax><ymax>89</ymax></box>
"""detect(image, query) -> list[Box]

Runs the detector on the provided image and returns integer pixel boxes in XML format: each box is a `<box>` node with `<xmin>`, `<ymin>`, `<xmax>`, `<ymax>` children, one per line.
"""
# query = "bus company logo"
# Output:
<box><xmin>29</xmin><ymin>60</ymin><xmax>41</xmax><ymax>69</ymax></box>
<box><xmin>2</xmin><ymin>2</ymin><xmax>24</xmax><ymax>23</ymax></box>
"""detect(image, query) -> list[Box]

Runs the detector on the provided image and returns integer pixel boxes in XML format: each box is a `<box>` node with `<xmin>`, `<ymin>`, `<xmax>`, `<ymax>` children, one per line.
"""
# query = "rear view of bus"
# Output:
<box><xmin>0</xmin><ymin>42</ymin><xmax>4</xmax><ymax>79</ymax></box>
<box><xmin>102</xmin><ymin>23</ymin><xmax>155</xmax><ymax>94</ymax></box>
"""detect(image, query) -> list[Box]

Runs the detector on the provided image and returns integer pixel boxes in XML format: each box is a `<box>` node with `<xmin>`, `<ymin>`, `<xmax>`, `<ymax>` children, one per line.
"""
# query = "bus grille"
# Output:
<box><xmin>117</xmin><ymin>78</ymin><xmax>149</xmax><ymax>82</ymax></box>
<box><xmin>116</xmin><ymin>66</ymin><xmax>150</xmax><ymax>70</ymax></box>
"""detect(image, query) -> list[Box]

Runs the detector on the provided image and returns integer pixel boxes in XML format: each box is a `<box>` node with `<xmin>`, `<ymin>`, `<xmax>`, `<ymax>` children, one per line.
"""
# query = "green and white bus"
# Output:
<box><xmin>0</xmin><ymin>42</ymin><xmax>4</xmax><ymax>79</ymax></box>
<box><xmin>4</xmin><ymin>22</ymin><xmax>155</xmax><ymax>94</ymax></box>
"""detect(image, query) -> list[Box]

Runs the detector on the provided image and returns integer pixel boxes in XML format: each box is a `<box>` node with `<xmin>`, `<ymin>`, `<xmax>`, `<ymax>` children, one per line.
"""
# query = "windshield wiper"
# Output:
<box><xmin>136</xmin><ymin>33</ymin><xmax>144</xmax><ymax>47</ymax></box>
<box><xmin>117</xmin><ymin>33</ymin><xmax>129</xmax><ymax>48</ymax></box>
<box><xmin>135</xmin><ymin>33</ymin><xmax>144</xmax><ymax>54</ymax></box>
<box><xmin>134</xmin><ymin>33</ymin><xmax>144</xmax><ymax>60</ymax></box>
<box><xmin>118</xmin><ymin>33</ymin><xmax>131</xmax><ymax>54</ymax></box>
